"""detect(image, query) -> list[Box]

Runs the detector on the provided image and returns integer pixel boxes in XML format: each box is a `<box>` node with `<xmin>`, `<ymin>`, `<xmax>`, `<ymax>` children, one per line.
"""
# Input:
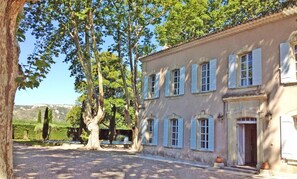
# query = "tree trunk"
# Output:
<box><xmin>0</xmin><ymin>1</ymin><xmax>26</xmax><ymax>178</ymax></box>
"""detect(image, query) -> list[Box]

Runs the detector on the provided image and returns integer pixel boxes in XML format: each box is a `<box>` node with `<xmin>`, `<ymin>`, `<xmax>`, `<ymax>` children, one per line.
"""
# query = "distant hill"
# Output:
<box><xmin>13</xmin><ymin>104</ymin><xmax>74</xmax><ymax>123</ymax></box>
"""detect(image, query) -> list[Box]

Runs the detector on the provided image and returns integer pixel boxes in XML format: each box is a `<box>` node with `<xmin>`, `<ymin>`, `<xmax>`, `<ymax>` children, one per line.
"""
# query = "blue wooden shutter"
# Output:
<box><xmin>154</xmin><ymin>73</ymin><xmax>160</xmax><ymax>98</ymax></box>
<box><xmin>177</xmin><ymin>118</ymin><xmax>184</xmax><ymax>148</ymax></box>
<box><xmin>191</xmin><ymin>64</ymin><xmax>198</xmax><ymax>93</ymax></box>
<box><xmin>228</xmin><ymin>54</ymin><xmax>237</xmax><ymax>88</ymax></box>
<box><xmin>152</xmin><ymin>119</ymin><xmax>158</xmax><ymax>145</ymax></box>
<box><xmin>252</xmin><ymin>48</ymin><xmax>262</xmax><ymax>85</ymax></box>
<box><xmin>141</xmin><ymin>119</ymin><xmax>148</xmax><ymax>144</ymax></box>
<box><xmin>280</xmin><ymin>116</ymin><xmax>297</xmax><ymax>160</ymax></box>
<box><xmin>143</xmin><ymin>76</ymin><xmax>149</xmax><ymax>99</ymax></box>
<box><xmin>280</xmin><ymin>43</ymin><xmax>296</xmax><ymax>83</ymax></box>
<box><xmin>190</xmin><ymin>118</ymin><xmax>197</xmax><ymax>150</ymax></box>
<box><xmin>208</xmin><ymin>117</ymin><xmax>215</xmax><ymax>152</ymax></box>
<box><xmin>163</xmin><ymin>118</ymin><xmax>169</xmax><ymax>147</ymax></box>
<box><xmin>179</xmin><ymin>67</ymin><xmax>186</xmax><ymax>95</ymax></box>
<box><xmin>165</xmin><ymin>70</ymin><xmax>170</xmax><ymax>97</ymax></box>
<box><xmin>209</xmin><ymin>59</ymin><xmax>217</xmax><ymax>91</ymax></box>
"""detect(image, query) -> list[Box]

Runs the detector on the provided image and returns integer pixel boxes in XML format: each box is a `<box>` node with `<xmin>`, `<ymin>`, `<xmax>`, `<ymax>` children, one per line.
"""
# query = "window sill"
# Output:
<box><xmin>191</xmin><ymin>148</ymin><xmax>212</xmax><ymax>152</ymax></box>
<box><xmin>144</xmin><ymin>97</ymin><xmax>159</xmax><ymax>101</ymax></box>
<box><xmin>192</xmin><ymin>90</ymin><xmax>215</xmax><ymax>95</ymax></box>
<box><xmin>143</xmin><ymin>143</ymin><xmax>157</xmax><ymax>146</ymax></box>
<box><xmin>165</xmin><ymin>94</ymin><xmax>184</xmax><ymax>99</ymax></box>
<box><xmin>229</xmin><ymin>85</ymin><xmax>260</xmax><ymax>90</ymax></box>
<box><xmin>281</xmin><ymin>81</ymin><xmax>297</xmax><ymax>86</ymax></box>
<box><xmin>164</xmin><ymin>146</ymin><xmax>182</xmax><ymax>149</ymax></box>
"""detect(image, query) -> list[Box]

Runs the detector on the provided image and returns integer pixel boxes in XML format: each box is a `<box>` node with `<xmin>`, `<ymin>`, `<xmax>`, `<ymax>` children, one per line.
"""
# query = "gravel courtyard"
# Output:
<box><xmin>13</xmin><ymin>143</ymin><xmax>252</xmax><ymax>179</ymax></box>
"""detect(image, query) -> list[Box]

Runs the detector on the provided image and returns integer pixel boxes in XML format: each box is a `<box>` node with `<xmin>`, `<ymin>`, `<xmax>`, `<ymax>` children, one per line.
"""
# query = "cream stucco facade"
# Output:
<box><xmin>139</xmin><ymin>7</ymin><xmax>297</xmax><ymax>175</ymax></box>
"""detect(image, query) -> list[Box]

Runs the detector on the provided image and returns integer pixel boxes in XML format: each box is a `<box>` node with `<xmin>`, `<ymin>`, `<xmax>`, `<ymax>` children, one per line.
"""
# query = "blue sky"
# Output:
<box><xmin>15</xmin><ymin>28</ymin><xmax>158</xmax><ymax>105</ymax></box>
<box><xmin>15</xmin><ymin>32</ymin><xmax>81</xmax><ymax>105</ymax></box>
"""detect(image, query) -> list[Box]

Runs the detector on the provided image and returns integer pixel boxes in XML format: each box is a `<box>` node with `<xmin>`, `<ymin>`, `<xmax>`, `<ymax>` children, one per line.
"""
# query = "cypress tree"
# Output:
<box><xmin>42</xmin><ymin>107</ymin><xmax>49</xmax><ymax>141</ymax></box>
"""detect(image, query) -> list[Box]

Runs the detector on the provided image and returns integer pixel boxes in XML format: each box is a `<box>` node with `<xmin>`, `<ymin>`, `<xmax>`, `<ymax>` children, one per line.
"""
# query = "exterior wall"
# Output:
<box><xmin>140</xmin><ymin>13</ymin><xmax>297</xmax><ymax>174</ymax></box>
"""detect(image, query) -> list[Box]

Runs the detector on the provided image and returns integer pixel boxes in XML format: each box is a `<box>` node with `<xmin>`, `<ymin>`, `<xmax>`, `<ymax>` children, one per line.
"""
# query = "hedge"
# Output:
<box><xmin>13</xmin><ymin>123</ymin><xmax>71</xmax><ymax>141</ymax></box>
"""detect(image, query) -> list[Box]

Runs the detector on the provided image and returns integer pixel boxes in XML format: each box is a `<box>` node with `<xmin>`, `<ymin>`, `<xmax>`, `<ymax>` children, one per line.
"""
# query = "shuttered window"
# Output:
<box><xmin>240</xmin><ymin>52</ymin><xmax>253</xmax><ymax>86</ymax></box>
<box><xmin>143</xmin><ymin>73</ymin><xmax>160</xmax><ymax>99</ymax></box>
<box><xmin>191</xmin><ymin>59</ymin><xmax>217</xmax><ymax>93</ymax></box>
<box><xmin>147</xmin><ymin>119</ymin><xmax>154</xmax><ymax>143</ymax></box>
<box><xmin>170</xmin><ymin>118</ymin><xmax>179</xmax><ymax>147</ymax></box>
<box><xmin>165</xmin><ymin>67</ymin><xmax>185</xmax><ymax>96</ymax></box>
<box><xmin>173</xmin><ymin>69</ymin><xmax>180</xmax><ymax>95</ymax></box>
<box><xmin>201</xmin><ymin>63</ymin><xmax>210</xmax><ymax>92</ymax></box>
<box><xmin>141</xmin><ymin>118</ymin><xmax>158</xmax><ymax>145</ymax></box>
<box><xmin>228</xmin><ymin>48</ymin><xmax>262</xmax><ymax>88</ymax></box>
<box><xmin>190</xmin><ymin>117</ymin><xmax>214</xmax><ymax>151</ymax></box>
<box><xmin>164</xmin><ymin>117</ymin><xmax>184</xmax><ymax>148</ymax></box>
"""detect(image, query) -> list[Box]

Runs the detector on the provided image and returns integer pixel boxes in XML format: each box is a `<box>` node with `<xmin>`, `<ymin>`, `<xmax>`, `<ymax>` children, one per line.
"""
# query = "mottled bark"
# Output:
<box><xmin>0</xmin><ymin>0</ymin><xmax>26</xmax><ymax>178</ymax></box>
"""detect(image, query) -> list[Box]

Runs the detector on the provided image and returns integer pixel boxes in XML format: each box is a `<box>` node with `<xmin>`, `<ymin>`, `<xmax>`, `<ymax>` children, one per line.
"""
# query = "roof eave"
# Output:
<box><xmin>140</xmin><ymin>6</ymin><xmax>297</xmax><ymax>63</ymax></box>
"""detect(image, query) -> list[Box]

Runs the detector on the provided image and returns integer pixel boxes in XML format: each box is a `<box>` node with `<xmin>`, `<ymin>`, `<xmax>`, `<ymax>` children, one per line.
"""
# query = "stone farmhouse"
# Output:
<box><xmin>139</xmin><ymin>6</ymin><xmax>297</xmax><ymax>175</ymax></box>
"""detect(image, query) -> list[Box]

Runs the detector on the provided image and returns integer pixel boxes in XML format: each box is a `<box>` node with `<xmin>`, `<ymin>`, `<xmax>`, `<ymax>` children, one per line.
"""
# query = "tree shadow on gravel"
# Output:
<box><xmin>13</xmin><ymin>144</ymin><xmax>250</xmax><ymax>179</ymax></box>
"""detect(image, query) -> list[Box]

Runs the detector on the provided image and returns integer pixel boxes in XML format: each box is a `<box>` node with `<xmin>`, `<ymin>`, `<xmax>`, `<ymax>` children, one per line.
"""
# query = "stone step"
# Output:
<box><xmin>223</xmin><ymin>166</ymin><xmax>259</xmax><ymax>174</ymax></box>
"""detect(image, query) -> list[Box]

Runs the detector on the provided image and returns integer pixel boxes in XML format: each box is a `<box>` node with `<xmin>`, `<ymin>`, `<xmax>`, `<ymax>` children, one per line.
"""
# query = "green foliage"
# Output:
<box><xmin>65</xmin><ymin>105</ymin><xmax>81</xmax><ymax>128</ymax></box>
<box><xmin>37</xmin><ymin>110</ymin><xmax>42</xmax><ymax>123</ymax></box>
<box><xmin>48</xmin><ymin>109</ymin><xmax>53</xmax><ymax>123</ymax></box>
<box><xmin>13</xmin><ymin>123</ymin><xmax>71</xmax><ymax>141</ymax></box>
<box><xmin>155</xmin><ymin>0</ymin><xmax>297</xmax><ymax>47</ymax></box>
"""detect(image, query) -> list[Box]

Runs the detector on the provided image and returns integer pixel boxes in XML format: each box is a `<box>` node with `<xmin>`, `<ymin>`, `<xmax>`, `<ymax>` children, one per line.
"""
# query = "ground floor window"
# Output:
<box><xmin>163</xmin><ymin>117</ymin><xmax>183</xmax><ymax>148</ymax></box>
<box><xmin>190</xmin><ymin>117</ymin><xmax>214</xmax><ymax>151</ymax></box>
<box><xmin>141</xmin><ymin>118</ymin><xmax>158</xmax><ymax>145</ymax></box>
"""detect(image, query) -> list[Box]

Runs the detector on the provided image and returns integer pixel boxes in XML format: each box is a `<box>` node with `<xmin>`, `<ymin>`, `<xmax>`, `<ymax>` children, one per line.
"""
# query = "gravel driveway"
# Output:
<box><xmin>13</xmin><ymin>143</ymin><xmax>252</xmax><ymax>179</ymax></box>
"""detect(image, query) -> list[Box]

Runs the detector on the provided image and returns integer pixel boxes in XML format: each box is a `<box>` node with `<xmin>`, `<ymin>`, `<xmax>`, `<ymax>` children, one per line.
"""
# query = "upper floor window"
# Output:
<box><xmin>191</xmin><ymin>59</ymin><xmax>217</xmax><ymax>93</ymax></box>
<box><xmin>143</xmin><ymin>73</ymin><xmax>160</xmax><ymax>100</ymax></box>
<box><xmin>149</xmin><ymin>74</ymin><xmax>156</xmax><ymax>96</ymax></box>
<box><xmin>240</xmin><ymin>52</ymin><xmax>253</xmax><ymax>86</ymax></box>
<box><xmin>228</xmin><ymin>48</ymin><xmax>262</xmax><ymax>88</ymax></box>
<box><xmin>190</xmin><ymin>116</ymin><xmax>214</xmax><ymax>151</ymax></box>
<box><xmin>163</xmin><ymin>116</ymin><xmax>183</xmax><ymax>148</ymax></box>
<box><xmin>172</xmin><ymin>69</ymin><xmax>180</xmax><ymax>95</ymax></box>
<box><xmin>201</xmin><ymin>63</ymin><xmax>210</xmax><ymax>92</ymax></box>
<box><xmin>165</xmin><ymin>67</ymin><xmax>185</xmax><ymax>96</ymax></box>
<box><xmin>280</xmin><ymin>42</ymin><xmax>297</xmax><ymax>84</ymax></box>
<box><xmin>141</xmin><ymin>118</ymin><xmax>158</xmax><ymax>145</ymax></box>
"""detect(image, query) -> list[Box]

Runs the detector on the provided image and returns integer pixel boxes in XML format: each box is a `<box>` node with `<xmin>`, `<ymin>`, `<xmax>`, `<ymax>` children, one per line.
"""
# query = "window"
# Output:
<box><xmin>191</xmin><ymin>59</ymin><xmax>217</xmax><ymax>93</ymax></box>
<box><xmin>240</xmin><ymin>52</ymin><xmax>253</xmax><ymax>86</ymax></box>
<box><xmin>165</xmin><ymin>67</ymin><xmax>185</xmax><ymax>96</ymax></box>
<box><xmin>163</xmin><ymin>117</ymin><xmax>183</xmax><ymax>148</ymax></box>
<box><xmin>141</xmin><ymin>118</ymin><xmax>158</xmax><ymax>145</ymax></box>
<box><xmin>190</xmin><ymin>117</ymin><xmax>214</xmax><ymax>151</ymax></box>
<box><xmin>172</xmin><ymin>69</ymin><xmax>180</xmax><ymax>95</ymax></box>
<box><xmin>228</xmin><ymin>48</ymin><xmax>262</xmax><ymax>88</ymax></box>
<box><xmin>200</xmin><ymin>118</ymin><xmax>209</xmax><ymax>149</ymax></box>
<box><xmin>201</xmin><ymin>63</ymin><xmax>210</xmax><ymax>92</ymax></box>
<box><xmin>147</xmin><ymin>119</ymin><xmax>154</xmax><ymax>143</ymax></box>
<box><xmin>149</xmin><ymin>74</ymin><xmax>156</xmax><ymax>97</ymax></box>
<box><xmin>143</xmin><ymin>73</ymin><xmax>160</xmax><ymax>99</ymax></box>
<box><xmin>170</xmin><ymin>119</ymin><xmax>179</xmax><ymax>147</ymax></box>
